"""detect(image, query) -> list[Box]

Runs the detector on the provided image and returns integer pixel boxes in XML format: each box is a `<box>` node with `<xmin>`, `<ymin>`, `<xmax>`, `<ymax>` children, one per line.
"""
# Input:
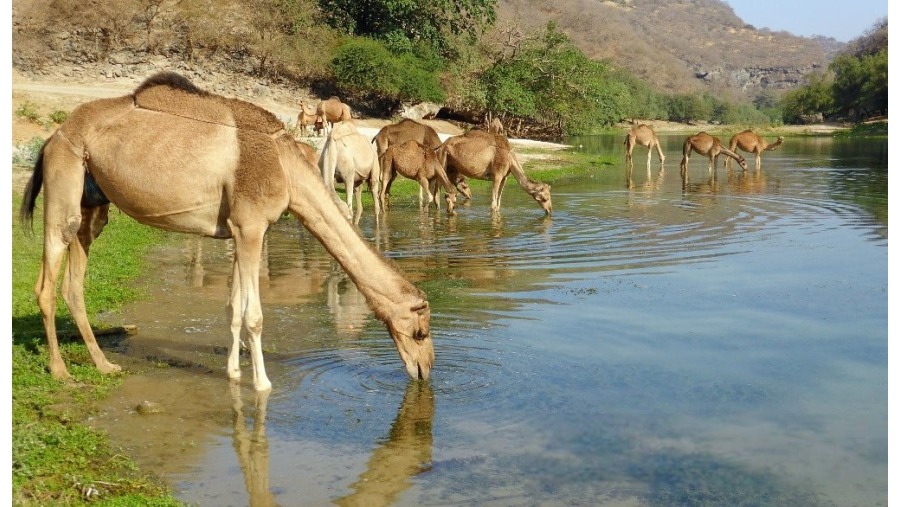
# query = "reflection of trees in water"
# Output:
<box><xmin>230</xmin><ymin>381</ymin><xmax>434</xmax><ymax>507</ymax></box>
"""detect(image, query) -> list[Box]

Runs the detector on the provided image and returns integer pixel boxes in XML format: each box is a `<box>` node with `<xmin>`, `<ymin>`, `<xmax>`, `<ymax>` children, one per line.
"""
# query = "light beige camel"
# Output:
<box><xmin>679</xmin><ymin>132</ymin><xmax>747</xmax><ymax>174</ymax></box>
<box><xmin>438</xmin><ymin>130</ymin><xmax>552</xmax><ymax>214</ymax></box>
<box><xmin>379</xmin><ymin>139</ymin><xmax>457</xmax><ymax>214</ymax></box>
<box><xmin>295</xmin><ymin>99</ymin><xmax>324</xmax><ymax>137</ymax></box>
<box><xmin>19</xmin><ymin>72</ymin><xmax>433</xmax><ymax>392</ymax></box>
<box><xmin>317</xmin><ymin>96</ymin><xmax>352</xmax><ymax>131</ymax></box>
<box><xmin>373</xmin><ymin>119</ymin><xmax>472</xmax><ymax>202</ymax></box>
<box><xmin>726</xmin><ymin>129</ymin><xmax>784</xmax><ymax>170</ymax></box>
<box><xmin>624</xmin><ymin>124</ymin><xmax>665</xmax><ymax>168</ymax></box>
<box><xmin>319</xmin><ymin>120</ymin><xmax>382</xmax><ymax>222</ymax></box>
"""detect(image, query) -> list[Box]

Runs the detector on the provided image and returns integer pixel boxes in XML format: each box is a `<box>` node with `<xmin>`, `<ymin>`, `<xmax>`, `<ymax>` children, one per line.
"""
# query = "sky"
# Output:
<box><xmin>724</xmin><ymin>0</ymin><xmax>888</xmax><ymax>42</ymax></box>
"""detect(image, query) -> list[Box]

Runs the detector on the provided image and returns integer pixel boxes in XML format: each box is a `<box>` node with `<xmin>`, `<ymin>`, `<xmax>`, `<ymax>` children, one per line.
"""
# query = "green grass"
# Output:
<box><xmin>12</xmin><ymin>164</ymin><xmax>182</xmax><ymax>506</ymax></box>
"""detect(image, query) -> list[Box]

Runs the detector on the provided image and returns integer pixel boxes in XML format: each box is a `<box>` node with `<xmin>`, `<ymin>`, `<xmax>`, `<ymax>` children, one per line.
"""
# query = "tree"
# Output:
<box><xmin>317</xmin><ymin>0</ymin><xmax>497</xmax><ymax>59</ymax></box>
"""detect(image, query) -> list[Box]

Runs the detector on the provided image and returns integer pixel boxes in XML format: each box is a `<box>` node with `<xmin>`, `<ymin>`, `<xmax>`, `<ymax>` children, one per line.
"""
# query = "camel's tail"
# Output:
<box><xmin>19</xmin><ymin>139</ymin><xmax>48</xmax><ymax>236</ymax></box>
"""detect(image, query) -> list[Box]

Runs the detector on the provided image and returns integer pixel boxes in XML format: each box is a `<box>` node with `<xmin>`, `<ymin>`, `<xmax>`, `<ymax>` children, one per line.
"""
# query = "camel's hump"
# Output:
<box><xmin>133</xmin><ymin>72</ymin><xmax>283</xmax><ymax>135</ymax></box>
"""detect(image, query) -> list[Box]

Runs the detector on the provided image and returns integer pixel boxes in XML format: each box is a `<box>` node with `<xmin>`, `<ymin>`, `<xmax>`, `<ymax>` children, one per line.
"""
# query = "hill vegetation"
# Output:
<box><xmin>11</xmin><ymin>0</ymin><xmax>885</xmax><ymax>140</ymax></box>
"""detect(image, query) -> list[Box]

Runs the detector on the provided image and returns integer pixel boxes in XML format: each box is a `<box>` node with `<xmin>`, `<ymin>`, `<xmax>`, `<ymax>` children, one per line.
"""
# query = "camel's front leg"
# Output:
<box><xmin>227</xmin><ymin>259</ymin><xmax>243</xmax><ymax>381</ymax></box>
<box><xmin>227</xmin><ymin>219</ymin><xmax>271</xmax><ymax>392</ymax></box>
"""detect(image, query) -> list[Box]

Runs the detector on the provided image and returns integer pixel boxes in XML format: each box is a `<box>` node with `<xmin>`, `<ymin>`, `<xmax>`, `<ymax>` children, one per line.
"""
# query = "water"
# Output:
<box><xmin>92</xmin><ymin>134</ymin><xmax>887</xmax><ymax>506</ymax></box>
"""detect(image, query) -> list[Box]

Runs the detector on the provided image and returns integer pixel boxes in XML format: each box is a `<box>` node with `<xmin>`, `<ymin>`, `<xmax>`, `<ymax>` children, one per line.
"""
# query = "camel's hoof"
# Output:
<box><xmin>50</xmin><ymin>366</ymin><xmax>72</xmax><ymax>381</ymax></box>
<box><xmin>99</xmin><ymin>362</ymin><xmax>122</xmax><ymax>374</ymax></box>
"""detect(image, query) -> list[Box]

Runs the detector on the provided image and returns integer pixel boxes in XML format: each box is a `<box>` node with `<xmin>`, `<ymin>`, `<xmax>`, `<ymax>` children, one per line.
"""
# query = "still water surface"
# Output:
<box><xmin>93</xmin><ymin>134</ymin><xmax>887</xmax><ymax>506</ymax></box>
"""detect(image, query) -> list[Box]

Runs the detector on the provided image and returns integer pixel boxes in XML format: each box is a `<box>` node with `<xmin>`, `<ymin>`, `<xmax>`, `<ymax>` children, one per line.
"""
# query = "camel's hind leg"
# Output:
<box><xmin>60</xmin><ymin>204</ymin><xmax>121</xmax><ymax>375</ymax></box>
<box><xmin>33</xmin><ymin>137</ymin><xmax>97</xmax><ymax>379</ymax></box>
<box><xmin>226</xmin><ymin>218</ymin><xmax>272</xmax><ymax>392</ymax></box>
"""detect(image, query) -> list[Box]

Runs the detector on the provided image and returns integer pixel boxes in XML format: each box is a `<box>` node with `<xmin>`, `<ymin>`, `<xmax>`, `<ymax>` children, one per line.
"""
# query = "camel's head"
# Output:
<box><xmin>736</xmin><ymin>156</ymin><xmax>748</xmax><ymax>171</ymax></box>
<box><xmin>531</xmin><ymin>183</ymin><xmax>553</xmax><ymax>214</ymax></box>
<box><xmin>445</xmin><ymin>192</ymin><xmax>457</xmax><ymax>215</ymax></box>
<box><xmin>455</xmin><ymin>179</ymin><xmax>472</xmax><ymax>200</ymax></box>
<box><xmin>387</xmin><ymin>300</ymin><xmax>435</xmax><ymax>381</ymax></box>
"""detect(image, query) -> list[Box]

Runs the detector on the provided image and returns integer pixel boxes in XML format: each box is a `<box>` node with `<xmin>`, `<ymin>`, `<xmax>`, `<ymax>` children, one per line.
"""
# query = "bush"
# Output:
<box><xmin>13</xmin><ymin>137</ymin><xmax>46</xmax><ymax>166</ymax></box>
<box><xmin>47</xmin><ymin>110</ymin><xmax>69</xmax><ymax>124</ymax></box>
<box><xmin>330</xmin><ymin>36</ymin><xmax>445</xmax><ymax>105</ymax></box>
<box><xmin>15</xmin><ymin>102</ymin><xmax>41</xmax><ymax>123</ymax></box>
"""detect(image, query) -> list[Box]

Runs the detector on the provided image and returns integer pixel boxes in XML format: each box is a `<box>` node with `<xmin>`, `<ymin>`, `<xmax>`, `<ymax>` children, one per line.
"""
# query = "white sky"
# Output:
<box><xmin>724</xmin><ymin>0</ymin><xmax>888</xmax><ymax>42</ymax></box>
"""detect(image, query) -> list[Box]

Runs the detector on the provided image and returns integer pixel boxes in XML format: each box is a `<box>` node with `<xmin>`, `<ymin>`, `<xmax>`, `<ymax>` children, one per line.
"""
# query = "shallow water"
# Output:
<box><xmin>92</xmin><ymin>134</ymin><xmax>887</xmax><ymax>506</ymax></box>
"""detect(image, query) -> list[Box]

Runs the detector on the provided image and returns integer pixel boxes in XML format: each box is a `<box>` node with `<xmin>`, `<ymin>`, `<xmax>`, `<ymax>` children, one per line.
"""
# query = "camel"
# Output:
<box><xmin>679</xmin><ymin>132</ymin><xmax>747</xmax><ymax>174</ymax></box>
<box><xmin>295</xmin><ymin>99</ymin><xmax>324</xmax><ymax>137</ymax></box>
<box><xmin>319</xmin><ymin>120</ymin><xmax>382</xmax><ymax>222</ymax></box>
<box><xmin>488</xmin><ymin>117</ymin><xmax>505</xmax><ymax>135</ymax></box>
<box><xmin>19</xmin><ymin>72</ymin><xmax>433</xmax><ymax>392</ymax></box>
<box><xmin>438</xmin><ymin>130</ymin><xmax>552</xmax><ymax>214</ymax></box>
<box><xmin>379</xmin><ymin>139</ymin><xmax>457</xmax><ymax>214</ymax></box>
<box><xmin>726</xmin><ymin>129</ymin><xmax>784</xmax><ymax>171</ymax></box>
<box><xmin>317</xmin><ymin>96</ymin><xmax>352</xmax><ymax>131</ymax></box>
<box><xmin>373</xmin><ymin>118</ymin><xmax>471</xmax><ymax>203</ymax></box>
<box><xmin>624</xmin><ymin>123</ymin><xmax>665</xmax><ymax>168</ymax></box>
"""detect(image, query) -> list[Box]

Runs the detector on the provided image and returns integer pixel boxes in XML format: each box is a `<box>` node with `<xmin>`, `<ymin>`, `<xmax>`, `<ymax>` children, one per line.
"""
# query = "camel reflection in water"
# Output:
<box><xmin>230</xmin><ymin>381</ymin><xmax>434</xmax><ymax>506</ymax></box>
<box><xmin>335</xmin><ymin>382</ymin><xmax>434</xmax><ymax>507</ymax></box>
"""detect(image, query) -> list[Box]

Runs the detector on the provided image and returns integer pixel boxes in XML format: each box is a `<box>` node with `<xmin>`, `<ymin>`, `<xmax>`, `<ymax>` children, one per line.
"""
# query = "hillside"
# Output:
<box><xmin>11</xmin><ymin>0</ymin><xmax>841</xmax><ymax>121</ymax></box>
<box><xmin>496</xmin><ymin>0</ymin><xmax>839</xmax><ymax>101</ymax></box>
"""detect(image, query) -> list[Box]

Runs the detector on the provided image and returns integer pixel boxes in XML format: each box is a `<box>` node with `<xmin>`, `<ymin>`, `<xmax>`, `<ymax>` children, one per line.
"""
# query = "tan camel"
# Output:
<box><xmin>295</xmin><ymin>99</ymin><xmax>324</xmax><ymax>137</ymax></box>
<box><xmin>488</xmin><ymin>117</ymin><xmax>505</xmax><ymax>135</ymax></box>
<box><xmin>379</xmin><ymin>139</ymin><xmax>457</xmax><ymax>214</ymax></box>
<box><xmin>679</xmin><ymin>132</ymin><xmax>747</xmax><ymax>173</ymax></box>
<box><xmin>726</xmin><ymin>129</ymin><xmax>784</xmax><ymax>170</ymax></box>
<box><xmin>319</xmin><ymin>120</ymin><xmax>382</xmax><ymax>222</ymax></box>
<box><xmin>19</xmin><ymin>72</ymin><xmax>433</xmax><ymax>391</ymax></box>
<box><xmin>624</xmin><ymin>124</ymin><xmax>665</xmax><ymax>168</ymax></box>
<box><xmin>317</xmin><ymin>96</ymin><xmax>352</xmax><ymax>131</ymax></box>
<box><xmin>438</xmin><ymin>130</ymin><xmax>552</xmax><ymax>214</ymax></box>
<box><xmin>373</xmin><ymin>119</ymin><xmax>472</xmax><ymax>202</ymax></box>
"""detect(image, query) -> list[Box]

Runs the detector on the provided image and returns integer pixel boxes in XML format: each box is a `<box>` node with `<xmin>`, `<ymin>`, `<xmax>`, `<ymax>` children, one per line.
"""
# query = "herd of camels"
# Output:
<box><xmin>19</xmin><ymin>71</ymin><xmax>783</xmax><ymax>391</ymax></box>
<box><xmin>625</xmin><ymin>123</ymin><xmax>784</xmax><ymax>173</ymax></box>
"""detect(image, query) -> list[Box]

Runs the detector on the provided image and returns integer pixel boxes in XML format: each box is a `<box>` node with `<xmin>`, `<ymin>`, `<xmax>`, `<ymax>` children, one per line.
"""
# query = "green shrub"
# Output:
<box><xmin>15</xmin><ymin>102</ymin><xmax>41</xmax><ymax>123</ymax></box>
<box><xmin>13</xmin><ymin>137</ymin><xmax>46</xmax><ymax>166</ymax></box>
<box><xmin>47</xmin><ymin>110</ymin><xmax>69</xmax><ymax>124</ymax></box>
<box><xmin>330</xmin><ymin>36</ymin><xmax>445</xmax><ymax>104</ymax></box>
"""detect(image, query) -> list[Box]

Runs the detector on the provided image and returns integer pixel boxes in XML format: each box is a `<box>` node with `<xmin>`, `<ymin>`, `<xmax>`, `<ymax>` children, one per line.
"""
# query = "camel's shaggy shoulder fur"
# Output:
<box><xmin>134</xmin><ymin>72</ymin><xmax>284</xmax><ymax>135</ymax></box>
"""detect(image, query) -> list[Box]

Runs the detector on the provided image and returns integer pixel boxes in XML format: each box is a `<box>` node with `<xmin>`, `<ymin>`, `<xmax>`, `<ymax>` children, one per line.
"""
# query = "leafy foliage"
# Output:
<box><xmin>317</xmin><ymin>0</ymin><xmax>497</xmax><ymax>58</ymax></box>
<box><xmin>330</xmin><ymin>36</ymin><xmax>446</xmax><ymax>104</ymax></box>
<box><xmin>778</xmin><ymin>20</ymin><xmax>887</xmax><ymax>124</ymax></box>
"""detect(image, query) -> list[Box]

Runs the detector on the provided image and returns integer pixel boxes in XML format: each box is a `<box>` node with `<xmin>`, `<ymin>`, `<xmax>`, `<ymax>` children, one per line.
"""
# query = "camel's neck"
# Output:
<box><xmin>435</xmin><ymin>165</ymin><xmax>456</xmax><ymax>194</ymax></box>
<box><xmin>765</xmin><ymin>138</ymin><xmax>784</xmax><ymax>151</ymax></box>
<box><xmin>719</xmin><ymin>146</ymin><xmax>744</xmax><ymax>161</ymax></box>
<box><xmin>283</xmin><ymin>143</ymin><xmax>424</xmax><ymax>318</ymax></box>
<box><xmin>507</xmin><ymin>151</ymin><xmax>540</xmax><ymax>191</ymax></box>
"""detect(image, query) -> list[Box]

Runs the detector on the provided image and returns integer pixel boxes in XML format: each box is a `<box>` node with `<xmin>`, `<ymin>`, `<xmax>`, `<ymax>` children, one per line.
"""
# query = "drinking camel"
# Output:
<box><xmin>438</xmin><ymin>130</ymin><xmax>552</xmax><ymax>214</ymax></box>
<box><xmin>379</xmin><ymin>139</ymin><xmax>457</xmax><ymax>214</ymax></box>
<box><xmin>725</xmin><ymin>130</ymin><xmax>784</xmax><ymax>171</ymax></box>
<box><xmin>373</xmin><ymin>119</ymin><xmax>472</xmax><ymax>202</ymax></box>
<box><xmin>624</xmin><ymin>124</ymin><xmax>665</xmax><ymax>168</ymax></box>
<box><xmin>19</xmin><ymin>72</ymin><xmax>434</xmax><ymax>391</ymax></box>
<box><xmin>679</xmin><ymin>132</ymin><xmax>747</xmax><ymax>173</ymax></box>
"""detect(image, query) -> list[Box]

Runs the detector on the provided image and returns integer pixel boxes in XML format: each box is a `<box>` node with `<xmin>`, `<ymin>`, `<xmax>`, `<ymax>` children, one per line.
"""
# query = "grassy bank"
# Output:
<box><xmin>11</xmin><ymin>165</ymin><xmax>181</xmax><ymax>505</ymax></box>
